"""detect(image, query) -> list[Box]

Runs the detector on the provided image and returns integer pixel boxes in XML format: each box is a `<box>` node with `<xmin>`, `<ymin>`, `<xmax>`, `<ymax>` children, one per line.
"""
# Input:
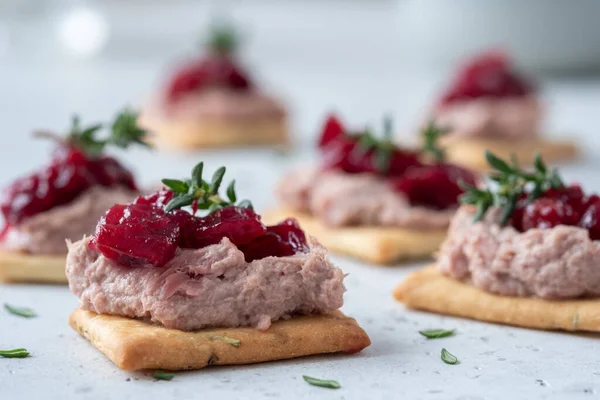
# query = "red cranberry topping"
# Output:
<box><xmin>90</xmin><ymin>203</ymin><xmax>180</xmax><ymax>268</ymax></box>
<box><xmin>392</xmin><ymin>164</ymin><xmax>477</xmax><ymax>210</ymax></box>
<box><xmin>318</xmin><ymin>114</ymin><xmax>345</xmax><ymax>149</ymax></box>
<box><xmin>1</xmin><ymin>146</ymin><xmax>137</xmax><ymax>226</ymax></box>
<box><xmin>175</xmin><ymin>206</ymin><xmax>266</xmax><ymax>249</ymax></box>
<box><xmin>91</xmin><ymin>194</ymin><xmax>311</xmax><ymax>267</ymax></box>
<box><xmin>167</xmin><ymin>55</ymin><xmax>252</xmax><ymax>102</ymax></box>
<box><xmin>505</xmin><ymin>185</ymin><xmax>600</xmax><ymax>240</ymax></box>
<box><xmin>239</xmin><ymin>219</ymin><xmax>309</xmax><ymax>262</ymax></box>
<box><xmin>320</xmin><ymin>133</ymin><xmax>421</xmax><ymax>177</ymax></box>
<box><xmin>439</xmin><ymin>50</ymin><xmax>534</xmax><ymax>107</ymax></box>
<box><xmin>580</xmin><ymin>195</ymin><xmax>600</xmax><ymax>240</ymax></box>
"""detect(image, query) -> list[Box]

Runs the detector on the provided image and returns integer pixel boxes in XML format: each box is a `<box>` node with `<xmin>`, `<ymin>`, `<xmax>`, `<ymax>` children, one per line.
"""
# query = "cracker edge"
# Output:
<box><xmin>69</xmin><ymin>309</ymin><xmax>371</xmax><ymax>371</ymax></box>
<box><xmin>394</xmin><ymin>266</ymin><xmax>600</xmax><ymax>332</ymax></box>
<box><xmin>0</xmin><ymin>251</ymin><xmax>67</xmax><ymax>284</ymax></box>
<box><xmin>262</xmin><ymin>207</ymin><xmax>447</xmax><ymax>265</ymax></box>
<box><xmin>441</xmin><ymin>137</ymin><xmax>578</xmax><ymax>171</ymax></box>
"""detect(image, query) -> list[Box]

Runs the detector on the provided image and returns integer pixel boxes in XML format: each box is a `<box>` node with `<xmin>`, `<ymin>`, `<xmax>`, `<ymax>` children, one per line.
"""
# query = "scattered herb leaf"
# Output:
<box><xmin>441</xmin><ymin>348</ymin><xmax>459</xmax><ymax>365</ymax></box>
<box><xmin>152</xmin><ymin>370</ymin><xmax>174</xmax><ymax>381</ymax></box>
<box><xmin>419</xmin><ymin>329</ymin><xmax>454</xmax><ymax>339</ymax></box>
<box><xmin>460</xmin><ymin>151</ymin><xmax>564</xmax><ymax>224</ymax></box>
<box><xmin>4</xmin><ymin>303</ymin><xmax>36</xmax><ymax>318</ymax></box>
<box><xmin>207</xmin><ymin>335</ymin><xmax>241</xmax><ymax>347</ymax></box>
<box><xmin>0</xmin><ymin>348</ymin><xmax>30</xmax><ymax>358</ymax></box>
<box><xmin>303</xmin><ymin>375</ymin><xmax>341</xmax><ymax>389</ymax></box>
<box><xmin>351</xmin><ymin>116</ymin><xmax>397</xmax><ymax>174</ymax></box>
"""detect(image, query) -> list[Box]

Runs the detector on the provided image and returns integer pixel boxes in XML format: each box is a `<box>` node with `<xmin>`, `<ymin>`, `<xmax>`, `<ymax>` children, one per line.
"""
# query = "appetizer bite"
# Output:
<box><xmin>139</xmin><ymin>23</ymin><xmax>287</xmax><ymax>149</ymax></box>
<box><xmin>0</xmin><ymin>110</ymin><xmax>148</xmax><ymax>283</ymax></box>
<box><xmin>67</xmin><ymin>162</ymin><xmax>370</xmax><ymax>371</ymax></box>
<box><xmin>265</xmin><ymin>116</ymin><xmax>477</xmax><ymax>264</ymax></box>
<box><xmin>395</xmin><ymin>152</ymin><xmax>600</xmax><ymax>332</ymax></box>
<box><xmin>432</xmin><ymin>50</ymin><xmax>576</xmax><ymax>169</ymax></box>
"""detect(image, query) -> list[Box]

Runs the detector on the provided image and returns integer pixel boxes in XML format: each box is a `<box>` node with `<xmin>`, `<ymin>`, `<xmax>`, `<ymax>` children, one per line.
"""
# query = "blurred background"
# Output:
<box><xmin>1</xmin><ymin>0</ymin><xmax>600</xmax><ymax>208</ymax></box>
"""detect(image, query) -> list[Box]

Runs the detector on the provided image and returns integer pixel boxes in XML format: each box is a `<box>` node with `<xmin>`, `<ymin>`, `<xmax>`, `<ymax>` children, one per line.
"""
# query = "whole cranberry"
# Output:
<box><xmin>239</xmin><ymin>218</ymin><xmax>309</xmax><ymax>262</ymax></box>
<box><xmin>579</xmin><ymin>195</ymin><xmax>600</xmax><ymax>240</ymax></box>
<box><xmin>391</xmin><ymin>164</ymin><xmax>476</xmax><ymax>210</ymax></box>
<box><xmin>90</xmin><ymin>203</ymin><xmax>181</xmax><ymax>268</ymax></box>
<box><xmin>521</xmin><ymin>197</ymin><xmax>575</xmax><ymax>231</ymax></box>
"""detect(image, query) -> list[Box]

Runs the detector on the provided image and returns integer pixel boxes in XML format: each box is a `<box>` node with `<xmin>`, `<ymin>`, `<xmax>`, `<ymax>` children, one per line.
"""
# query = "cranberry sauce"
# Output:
<box><xmin>167</xmin><ymin>54</ymin><xmax>252</xmax><ymax>102</ymax></box>
<box><xmin>439</xmin><ymin>50</ymin><xmax>534</xmax><ymax>108</ymax></box>
<box><xmin>316</xmin><ymin>115</ymin><xmax>476</xmax><ymax>210</ymax></box>
<box><xmin>91</xmin><ymin>190</ymin><xmax>310</xmax><ymax>267</ymax></box>
<box><xmin>1</xmin><ymin>146</ymin><xmax>137</xmax><ymax>227</ymax></box>
<box><xmin>507</xmin><ymin>184</ymin><xmax>600</xmax><ymax>240</ymax></box>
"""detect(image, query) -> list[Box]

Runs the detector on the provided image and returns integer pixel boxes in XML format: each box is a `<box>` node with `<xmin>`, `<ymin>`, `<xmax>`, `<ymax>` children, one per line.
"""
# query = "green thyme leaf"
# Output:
<box><xmin>421</xmin><ymin>120</ymin><xmax>446</xmax><ymax>162</ymax></box>
<box><xmin>110</xmin><ymin>108</ymin><xmax>150</xmax><ymax>149</ymax></box>
<box><xmin>210</xmin><ymin>167</ymin><xmax>226</xmax><ymax>194</ymax></box>
<box><xmin>226</xmin><ymin>180</ymin><xmax>237</xmax><ymax>203</ymax></box>
<box><xmin>485</xmin><ymin>150</ymin><xmax>513</xmax><ymax>174</ymax></box>
<box><xmin>303</xmin><ymin>375</ymin><xmax>341</xmax><ymax>389</ymax></box>
<box><xmin>152</xmin><ymin>370</ymin><xmax>174</xmax><ymax>381</ymax></box>
<box><xmin>192</xmin><ymin>162</ymin><xmax>204</xmax><ymax>188</ymax></box>
<box><xmin>206</xmin><ymin>23</ymin><xmax>239</xmax><ymax>54</ymax></box>
<box><xmin>441</xmin><ymin>348</ymin><xmax>458</xmax><ymax>365</ymax></box>
<box><xmin>161</xmin><ymin>179</ymin><xmax>189</xmax><ymax>193</ymax></box>
<box><xmin>419</xmin><ymin>329</ymin><xmax>454</xmax><ymax>339</ymax></box>
<box><xmin>207</xmin><ymin>335</ymin><xmax>241</xmax><ymax>347</ymax></box>
<box><xmin>237</xmin><ymin>199</ymin><xmax>253</xmax><ymax>209</ymax></box>
<box><xmin>4</xmin><ymin>304</ymin><xmax>37</xmax><ymax>318</ymax></box>
<box><xmin>0</xmin><ymin>348</ymin><xmax>30</xmax><ymax>358</ymax></box>
<box><xmin>165</xmin><ymin>193</ymin><xmax>196</xmax><ymax>213</ymax></box>
<box><xmin>461</xmin><ymin>151</ymin><xmax>566</xmax><ymax>225</ymax></box>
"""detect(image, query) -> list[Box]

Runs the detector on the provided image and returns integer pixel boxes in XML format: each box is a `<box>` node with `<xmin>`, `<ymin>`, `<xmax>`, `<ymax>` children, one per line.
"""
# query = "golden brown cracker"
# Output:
<box><xmin>394</xmin><ymin>266</ymin><xmax>600</xmax><ymax>332</ymax></box>
<box><xmin>70</xmin><ymin>309</ymin><xmax>371</xmax><ymax>371</ymax></box>
<box><xmin>263</xmin><ymin>207</ymin><xmax>447</xmax><ymax>264</ymax></box>
<box><xmin>138</xmin><ymin>112</ymin><xmax>288</xmax><ymax>150</ymax></box>
<box><xmin>440</xmin><ymin>137</ymin><xmax>578</xmax><ymax>171</ymax></box>
<box><xmin>0</xmin><ymin>251</ymin><xmax>67</xmax><ymax>284</ymax></box>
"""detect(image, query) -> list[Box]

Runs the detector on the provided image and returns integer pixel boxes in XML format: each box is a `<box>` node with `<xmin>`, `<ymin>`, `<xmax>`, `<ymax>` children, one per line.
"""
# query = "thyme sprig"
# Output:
<box><xmin>421</xmin><ymin>120</ymin><xmax>446</xmax><ymax>162</ymax></box>
<box><xmin>162</xmin><ymin>161</ymin><xmax>252</xmax><ymax>214</ymax></box>
<box><xmin>460</xmin><ymin>151</ymin><xmax>564</xmax><ymax>224</ymax></box>
<box><xmin>35</xmin><ymin>108</ymin><xmax>150</xmax><ymax>157</ymax></box>
<box><xmin>206</xmin><ymin>22</ymin><xmax>239</xmax><ymax>54</ymax></box>
<box><xmin>352</xmin><ymin>115</ymin><xmax>396</xmax><ymax>173</ymax></box>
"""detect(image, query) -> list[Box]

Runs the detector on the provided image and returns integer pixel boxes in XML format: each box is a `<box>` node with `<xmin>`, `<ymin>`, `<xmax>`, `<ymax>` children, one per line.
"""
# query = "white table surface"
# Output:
<box><xmin>2</xmin><ymin>2</ymin><xmax>600</xmax><ymax>399</ymax></box>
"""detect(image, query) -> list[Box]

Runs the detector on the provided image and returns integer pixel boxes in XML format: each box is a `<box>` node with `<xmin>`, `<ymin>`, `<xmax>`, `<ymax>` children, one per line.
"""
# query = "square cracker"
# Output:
<box><xmin>69</xmin><ymin>309</ymin><xmax>371</xmax><ymax>371</ymax></box>
<box><xmin>138</xmin><ymin>112</ymin><xmax>288</xmax><ymax>150</ymax></box>
<box><xmin>0</xmin><ymin>251</ymin><xmax>67</xmax><ymax>284</ymax></box>
<box><xmin>440</xmin><ymin>137</ymin><xmax>577</xmax><ymax>171</ymax></box>
<box><xmin>262</xmin><ymin>207</ymin><xmax>447</xmax><ymax>265</ymax></box>
<box><xmin>394</xmin><ymin>266</ymin><xmax>600</xmax><ymax>332</ymax></box>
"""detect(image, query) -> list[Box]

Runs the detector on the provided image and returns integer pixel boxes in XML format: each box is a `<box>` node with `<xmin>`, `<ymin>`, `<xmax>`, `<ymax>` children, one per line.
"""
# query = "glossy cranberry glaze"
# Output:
<box><xmin>317</xmin><ymin>115</ymin><xmax>474</xmax><ymax>209</ymax></box>
<box><xmin>392</xmin><ymin>164</ymin><xmax>477</xmax><ymax>210</ymax></box>
<box><xmin>439</xmin><ymin>51</ymin><xmax>534</xmax><ymax>107</ymax></box>
<box><xmin>506</xmin><ymin>185</ymin><xmax>600</xmax><ymax>240</ymax></box>
<box><xmin>91</xmin><ymin>191</ymin><xmax>310</xmax><ymax>268</ymax></box>
<box><xmin>0</xmin><ymin>146</ymin><xmax>137</xmax><ymax>227</ymax></box>
<box><xmin>167</xmin><ymin>55</ymin><xmax>252</xmax><ymax>102</ymax></box>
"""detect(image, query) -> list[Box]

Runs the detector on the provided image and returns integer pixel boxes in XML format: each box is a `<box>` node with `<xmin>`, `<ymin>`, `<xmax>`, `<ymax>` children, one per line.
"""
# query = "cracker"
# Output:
<box><xmin>262</xmin><ymin>207</ymin><xmax>447</xmax><ymax>264</ymax></box>
<box><xmin>69</xmin><ymin>308</ymin><xmax>371</xmax><ymax>371</ymax></box>
<box><xmin>394</xmin><ymin>266</ymin><xmax>600</xmax><ymax>332</ymax></box>
<box><xmin>0</xmin><ymin>251</ymin><xmax>66</xmax><ymax>284</ymax></box>
<box><xmin>440</xmin><ymin>137</ymin><xmax>578</xmax><ymax>170</ymax></box>
<box><xmin>138</xmin><ymin>112</ymin><xmax>288</xmax><ymax>150</ymax></box>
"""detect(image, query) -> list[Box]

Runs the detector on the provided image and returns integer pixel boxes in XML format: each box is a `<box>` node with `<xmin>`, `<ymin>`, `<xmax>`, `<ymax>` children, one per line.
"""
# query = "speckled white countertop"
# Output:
<box><xmin>2</xmin><ymin>2</ymin><xmax>600</xmax><ymax>399</ymax></box>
